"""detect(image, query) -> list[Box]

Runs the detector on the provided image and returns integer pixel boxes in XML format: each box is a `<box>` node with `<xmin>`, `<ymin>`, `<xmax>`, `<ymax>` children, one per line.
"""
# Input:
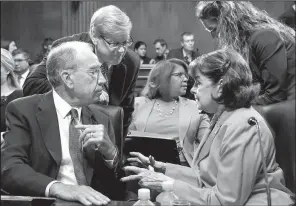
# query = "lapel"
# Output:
<box><xmin>135</xmin><ymin>98</ymin><xmax>156</xmax><ymax>132</ymax></box>
<box><xmin>36</xmin><ymin>91</ymin><xmax>62</xmax><ymax>167</ymax></box>
<box><xmin>81</xmin><ymin>106</ymin><xmax>98</xmax><ymax>185</ymax></box>
<box><xmin>110</xmin><ymin>63</ymin><xmax>127</xmax><ymax>105</ymax></box>
<box><xmin>178</xmin><ymin>97</ymin><xmax>192</xmax><ymax>147</ymax></box>
<box><xmin>192</xmin><ymin>109</ymin><xmax>233</xmax><ymax>166</ymax></box>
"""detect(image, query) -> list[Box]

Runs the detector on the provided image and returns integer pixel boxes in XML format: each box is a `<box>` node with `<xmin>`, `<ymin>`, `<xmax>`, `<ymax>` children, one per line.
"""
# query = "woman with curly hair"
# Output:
<box><xmin>196</xmin><ymin>1</ymin><xmax>295</xmax><ymax>105</ymax></box>
<box><xmin>121</xmin><ymin>48</ymin><xmax>294</xmax><ymax>205</ymax></box>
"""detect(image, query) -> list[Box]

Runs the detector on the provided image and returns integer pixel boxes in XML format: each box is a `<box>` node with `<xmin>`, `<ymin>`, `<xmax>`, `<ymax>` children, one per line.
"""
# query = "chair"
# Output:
<box><xmin>89</xmin><ymin>104</ymin><xmax>124</xmax><ymax>157</ymax></box>
<box><xmin>255</xmin><ymin>99</ymin><xmax>296</xmax><ymax>193</ymax></box>
<box><xmin>88</xmin><ymin>104</ymin><xmax>126</xmax><ymax>200</ymax></box>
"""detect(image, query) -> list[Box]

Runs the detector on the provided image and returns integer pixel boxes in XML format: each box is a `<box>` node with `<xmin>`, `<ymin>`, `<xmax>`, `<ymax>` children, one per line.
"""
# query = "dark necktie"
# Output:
<box><xmin>68</xmin><ymin>108</ymin><xmax>88</xmax><ymax>185</ymax></box>
<box><xmin>101</xmin><ymin>63</ymin><xmax>109</xmax><ymax>91</ymax></box>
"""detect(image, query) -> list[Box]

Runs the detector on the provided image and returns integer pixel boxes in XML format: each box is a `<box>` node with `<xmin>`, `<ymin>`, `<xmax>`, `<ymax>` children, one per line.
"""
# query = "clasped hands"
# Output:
<box><xmin>120</xmin><ymin>152</ymin><xmax>174</xmax><ymax>192</ymax></box>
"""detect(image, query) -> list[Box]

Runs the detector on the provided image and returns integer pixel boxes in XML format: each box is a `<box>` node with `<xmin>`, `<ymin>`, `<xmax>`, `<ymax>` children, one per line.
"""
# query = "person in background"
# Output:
<box><xmin>134</xmin><ymin>41</ymin><xmax>155</xmax><ymax>64</ymax></box>
<box><xmin>121</xmin><ymin>48</ymin><xmax>295</xmax><ymax>205</ymax></box>
<box><xmin>1</xmin><ymin>40</ymin><xmax>17</xmax><ymax>53</ymax></box>
<box><xmin>22</xmin><ymin>5</ymin><xmax>140</xmax><ymax>139</ymax></box>
<box><xmin>1</xmin><ymin>49</ymin><xmax>23</xmax><ymax>144</ymax></box>
<box><xmin>130</xmin><ymin>58</ymin><xmax>209</xmax><ymax>166</ymax></box>
<box><xmin>167</xmin><ymin>32</ymin><xmax>201</xmax><ymax>100</ymax></box>
<box><xmin>167</xmin><ymin>32</ymin><xmax>200</xmax><ymax>65</ymax></box>
<box><xmin>196</xmin><ymin>1</ymin><xmax>295</xmax><ymax>105</ymax></box>
<box><xmin>1</xmin><ymin>41</ymin><xmax>124</xmax><ymax>205</ymax></box>
<box><xmin>33</xmin><ymin>37</ymin><xmax>54</xmax><ymax>65</ymax></box>
<box><xmin>278</xmin><ymin>2</ymin><xmax>296</xmax><ymax>30</ymax></box>
<box><xmin>11</xmin><ymin>49</ymin><xmax>32</xmax><ymax>88</ymax></box>
<box><xmin>153</xmin><ymin>39</ymin><xmax>168</xmax><ymax>63</ymax></box>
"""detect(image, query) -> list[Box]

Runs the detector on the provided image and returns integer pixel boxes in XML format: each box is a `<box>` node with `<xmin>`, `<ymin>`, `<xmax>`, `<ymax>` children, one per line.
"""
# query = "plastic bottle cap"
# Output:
<box><xmin>138</xmin><ymin>188</ymin><xmax>150</xmax><ymax>200</ymax></box>
<box><xmin>162</xmin><ymin>181</ymin><xmax>174</xmax><ymax>191</ymax></box>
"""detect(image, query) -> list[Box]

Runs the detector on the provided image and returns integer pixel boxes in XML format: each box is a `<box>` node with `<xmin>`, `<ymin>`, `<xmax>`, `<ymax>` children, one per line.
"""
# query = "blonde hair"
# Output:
<box><xmin>1</xmin><ymin>48</ymin><xmax>20</xmax><ymax>89</ymax></box>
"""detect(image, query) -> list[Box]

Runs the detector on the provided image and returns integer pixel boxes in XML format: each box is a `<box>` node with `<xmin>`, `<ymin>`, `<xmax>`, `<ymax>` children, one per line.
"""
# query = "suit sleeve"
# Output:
<box><xmin>1</xmin><ymin>101</ymin><xmax>55</xmax><ymax>196</ymax></box>
<box><xmin>196</xmin><ymin>114</ymin><xmax>210</xmax><ymax>144</ymax></box>
<box><xmin>23</xmin><ymin>59</ymin><xmax>52</xmax><ymax>96</ymax></box>
<box><xmin>250</xmin><ymin>30</ymin><xmax>289</xmax><ymax>105</ymax></box>
<box><xmin>167</xmin><ymin>123</ymin><xmax>262</xmax><ymax>205</ymax></box>
<box><xmin>121</xmin><ymin>56</ymin><xmax>140</xmax><ymax>138</ymax></box>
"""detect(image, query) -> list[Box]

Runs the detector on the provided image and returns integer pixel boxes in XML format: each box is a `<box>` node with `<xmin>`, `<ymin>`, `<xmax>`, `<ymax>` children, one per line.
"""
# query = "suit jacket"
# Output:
<box><xmin>279</xmin><ymin>7</ymin><xmax>296</xmax><ymax>30</ymax></box>
<box><xmin>23</xmin><ymin>32</ymin><xmax>141</xmax><ymax>138</ymax></box>
<box><xmin>129</xmin><ymin>97</ymin><xmax>209</xmax><ymax>165</ymax></box>
<box><xmin>167</xmin><ymin>47</ymin><xmax>200</xmax><ymax>63</ymax></box>
<box><xmin>249</xmin><ymin>29</ymin><xmax>295</xmax><ymax>105</ymax></box>
<box><xmin>1</xmin><ymin>91</ymin><xmax>125</xmax><ymax>200</ymax></box>
<box><xmin>164</xmin><ymin>107</ymin><xmax>294</xmax><ymax>205</ymax></box>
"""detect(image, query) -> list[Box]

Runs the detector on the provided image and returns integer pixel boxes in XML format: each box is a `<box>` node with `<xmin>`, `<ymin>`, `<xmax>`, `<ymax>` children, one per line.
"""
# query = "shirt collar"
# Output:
<box><xmin>52</xmin><ymin>89</ymin><xmax>82</xmax><ymax>121</ymax></box>
<box><xmin>20</xmin><ymin>69</ymin><xmax>30</xmax><ymax>79</ymax></box>
<box><xmin>182</xmin><ymin>48</ymin><xmax>192</xmax><ymax>58</ymax></box>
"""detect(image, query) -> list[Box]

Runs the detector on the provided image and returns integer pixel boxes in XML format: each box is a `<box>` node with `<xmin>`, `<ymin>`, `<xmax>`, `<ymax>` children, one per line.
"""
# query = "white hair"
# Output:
<box><xmin>89</xmin><ymin>5</ymin><xmax>132</xmax><ymax>39</ymax></box>
<box><xmin>46</xmin><ymin>41</ymin><xmax>93</xmax><ymax>88</ymax></box>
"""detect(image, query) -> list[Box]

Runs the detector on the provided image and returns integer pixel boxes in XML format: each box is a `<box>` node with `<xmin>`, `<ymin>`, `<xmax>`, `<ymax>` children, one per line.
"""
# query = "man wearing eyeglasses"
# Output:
<box><xmin>23</xmin><ymin>5</ymin><xmax>140</xmax><ymax>141</ymax></box>
<box><xmin>12</xmin><ymin>48</ymin><xmax>32</xmax><ymax>88</ymax></box>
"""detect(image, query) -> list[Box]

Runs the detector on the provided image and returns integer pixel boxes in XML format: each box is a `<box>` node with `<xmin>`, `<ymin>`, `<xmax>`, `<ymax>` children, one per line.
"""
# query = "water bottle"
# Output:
<box><xmin>156</xmin><ymin>181</ymin><xmax>179</xmax><ymax>206</ymax></box>
<box><xmin>133</xmin><ymin>188</ymin><xmax>155</xmax><ymax>206</ymax></box>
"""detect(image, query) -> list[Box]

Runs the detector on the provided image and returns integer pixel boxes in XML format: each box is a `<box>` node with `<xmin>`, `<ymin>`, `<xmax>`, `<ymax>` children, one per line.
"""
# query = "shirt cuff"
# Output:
<box><xmin>103</xmin><ymin>147</ymin><xmax>118</xmax><ymax>168</ymax></box>
<box><xmin>45</xmin><ymin>180</ymin><xmax>59</xmax><ymax>197</ymax></box>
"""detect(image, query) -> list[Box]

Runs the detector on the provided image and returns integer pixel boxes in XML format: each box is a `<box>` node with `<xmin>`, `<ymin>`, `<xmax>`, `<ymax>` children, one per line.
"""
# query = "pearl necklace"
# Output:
<box><xmin>155</xmin><ymin>99</ymin><xmax>178</xmax><ymax>118</ymax></box>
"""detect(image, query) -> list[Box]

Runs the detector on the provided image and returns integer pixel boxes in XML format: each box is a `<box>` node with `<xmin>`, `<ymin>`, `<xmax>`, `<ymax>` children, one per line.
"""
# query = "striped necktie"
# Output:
<box><xmin>68</xmin><ymin>108</ymin><xmax>88</xmax><ymax>185</ymax></box>
<box><xmin>101</xmin><ymin>63</ymin><xmax>109</xmax><ymax>91</ymax></box>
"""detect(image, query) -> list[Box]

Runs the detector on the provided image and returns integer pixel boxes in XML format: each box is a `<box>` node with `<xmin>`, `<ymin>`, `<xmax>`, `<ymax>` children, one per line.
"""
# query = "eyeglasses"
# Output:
<box><xmin>100</xmin><ymin>35</ymin><xmax>133</xmax><ymax>50</ymax></box>
<box><xmin>171</xmin><ymin>72</ymin><xmax>189</xmax><ymax>79</ymax></box>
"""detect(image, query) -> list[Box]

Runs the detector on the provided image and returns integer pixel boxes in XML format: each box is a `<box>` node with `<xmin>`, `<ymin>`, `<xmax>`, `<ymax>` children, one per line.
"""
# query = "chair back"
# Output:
<box><xmin>89</xmin><ymin>104</ymin><xmax>124</xmax><ymax>159</ymax></box>
<box><xmin>255</xmin><ymin>99</ymin><xmax>295</xmax><ymax>193</ymax></box>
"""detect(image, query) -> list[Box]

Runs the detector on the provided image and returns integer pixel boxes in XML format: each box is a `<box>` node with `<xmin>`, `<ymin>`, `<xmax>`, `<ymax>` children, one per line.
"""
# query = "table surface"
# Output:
<box><xmin>1</xmin><ymin>196</ymin><xmax>141</xmax><ymax>206</ymax></box>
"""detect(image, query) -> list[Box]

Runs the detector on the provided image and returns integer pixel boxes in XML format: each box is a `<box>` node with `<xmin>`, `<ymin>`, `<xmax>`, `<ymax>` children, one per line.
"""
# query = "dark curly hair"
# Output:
<box><xmin>190</xmin><ymin>47</ymin><xmax>260</xmax><ymax>109</ymax></box>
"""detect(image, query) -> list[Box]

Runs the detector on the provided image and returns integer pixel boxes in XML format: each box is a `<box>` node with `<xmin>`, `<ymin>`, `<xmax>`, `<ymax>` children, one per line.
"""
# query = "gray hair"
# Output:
<box><xmin>89</xmin><ymin>5</ymin><xmax>132</xmax><ymax>39</ymax></box>
<box><xmin>1</xmin><ymin>48</ymin><xmax>20</xmax><ymax>89</ymax></box>
<box><xmin>46</xmin><ymin>41</ymin><xmax>93</xmax><ymax>88</ymax></box>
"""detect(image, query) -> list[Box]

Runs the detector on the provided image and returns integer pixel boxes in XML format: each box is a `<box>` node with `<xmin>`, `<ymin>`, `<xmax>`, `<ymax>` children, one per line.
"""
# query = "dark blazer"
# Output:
<box><xmin>23</xmin><ymin>32</ymin><xmax>141</xmax><ymax>138</ymax></box>
<box><xmin>167</xmin><ymin>47</ymin><xmax>200</xmax><ymax>63</ymax></box>
<box><xmin>1</xmin><ymin>91</ymin><xmax>125</xmax><ymax>200</ymax></box>
<box><xmin>249</xmin><ymin>29</ymin><xmax>295</xmax><ymax>105</ymax></box>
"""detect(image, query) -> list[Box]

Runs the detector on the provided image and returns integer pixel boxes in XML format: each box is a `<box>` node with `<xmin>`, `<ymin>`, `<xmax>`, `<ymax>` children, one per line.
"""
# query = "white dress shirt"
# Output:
<box><xmin>45</xmin><ymin>90</ymin><xmax>117</xmax><ymax>196</ymax></box>
<box><xmin>18</xmin><ymin>69</ymin><xmax>30</xmax><ymax>88</ymax></box>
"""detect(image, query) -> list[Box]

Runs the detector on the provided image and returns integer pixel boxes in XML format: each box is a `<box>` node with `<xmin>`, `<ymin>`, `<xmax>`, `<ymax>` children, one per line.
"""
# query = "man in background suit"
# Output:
<box><xmin>167</xmin><ymin>32</ymin><xmax>200</xmax><ymax>100</ymax></box>
<box><xmin>23</xmin><ymin>5</ymin><xmax>140</xmax><ymax>138</ymax></box>
<box><xmin>1</xmin><ymin>42</ymin><xmax>124</xmax><ymax>205</ymax></box>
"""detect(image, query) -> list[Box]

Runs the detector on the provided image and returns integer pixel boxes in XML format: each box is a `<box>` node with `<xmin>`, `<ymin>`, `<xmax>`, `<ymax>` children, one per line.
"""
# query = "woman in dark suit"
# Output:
<box><xmin>121</xmin><ymin>48</ymin><xmax>294</xmax><ymax>205</ymax></box>
<box><xmin>196</xmin><ymin>1</ymin><xmax>295</xmax><ymax>105</ymax></box>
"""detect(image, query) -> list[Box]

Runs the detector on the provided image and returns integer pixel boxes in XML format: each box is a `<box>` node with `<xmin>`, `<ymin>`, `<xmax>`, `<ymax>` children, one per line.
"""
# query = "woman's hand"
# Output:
<box><xmin>121</xmin><ymin>166</ymin><xmax>174</xmax><ymax>192</ymax></box>
<box><xmin>127</xmin><ymin>152</ymin><xmax>167</xmax><ymax>173</ymax></box>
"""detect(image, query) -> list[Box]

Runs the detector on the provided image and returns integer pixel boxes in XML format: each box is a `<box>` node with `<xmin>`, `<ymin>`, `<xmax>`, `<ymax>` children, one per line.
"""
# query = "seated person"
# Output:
<box><xmin>1</xmin><ymin>41</ymin><xmax>124</xmax><ymax>205</ymax></box>
<box><xmin>1</xmin><ymin>48</ymin><xmax>23</xmax><ymax>143</ymax></box>
<box><xmin>121</xmin><ymin>48</ymin><xmax>295</xmax><ymax>205</ymax></box>
<box><xmin>129</xmin><ymin>58</ymin><xmax>209</xmax><ymax>166</ymax></box>
<box><xmin>134</xmin><ymin>41</ymin><xmax>155</xmax><ymax>64</ymax></box>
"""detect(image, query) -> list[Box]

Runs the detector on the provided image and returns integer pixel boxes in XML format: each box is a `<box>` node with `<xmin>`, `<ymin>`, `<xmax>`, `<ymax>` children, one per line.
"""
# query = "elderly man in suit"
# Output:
<box><xmin>1</xmin><ymin>41</ymin><xmax>125</xmax><ymax>205</ymax></box>
<box><xmin>23</xmin><ymin>5</ymin><xmax>140</xmax><ymax>138</ymax></box>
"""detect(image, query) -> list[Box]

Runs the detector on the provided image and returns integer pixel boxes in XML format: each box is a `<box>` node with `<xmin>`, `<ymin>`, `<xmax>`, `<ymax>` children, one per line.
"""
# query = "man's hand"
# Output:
<box><xmin>76</xmin><ymin>124</ymin><xmax>116</xmax><ymax>160</ymax></box>
<box><xmin>49</xmin><ymin>182</ymin><xmax>110</xmax><ymax>205</ymax></box>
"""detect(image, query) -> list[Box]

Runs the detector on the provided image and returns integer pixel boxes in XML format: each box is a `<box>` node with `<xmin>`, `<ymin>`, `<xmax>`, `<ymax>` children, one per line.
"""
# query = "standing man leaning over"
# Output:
<box><xmin>167</xmin><ymin>32</ymin><xmax>200</xmax><ymax>100</ymax></box>
<box><xmin>2</xmin><ymin>41</ymin><xmax>122</xmax><ymax>205</ymax></box>
<box><xmin>23</xmin><ymin>5</ymin><xmax>140</xmax><ymax>138</ymax></box>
